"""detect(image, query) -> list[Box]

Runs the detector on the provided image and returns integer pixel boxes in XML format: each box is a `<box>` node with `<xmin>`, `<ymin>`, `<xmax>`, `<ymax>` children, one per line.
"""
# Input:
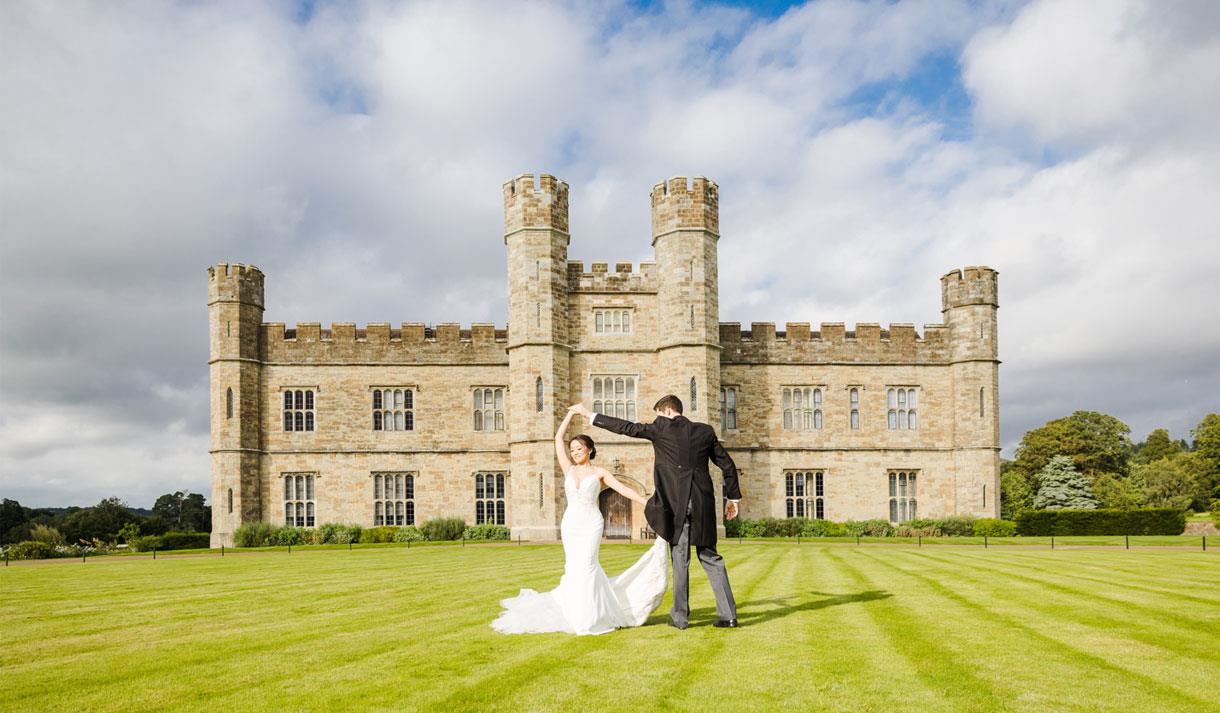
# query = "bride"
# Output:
<box><xmin>491</xmin><ymin>406</ymin><xmax>670</xmax><ymax>635</ymax></box>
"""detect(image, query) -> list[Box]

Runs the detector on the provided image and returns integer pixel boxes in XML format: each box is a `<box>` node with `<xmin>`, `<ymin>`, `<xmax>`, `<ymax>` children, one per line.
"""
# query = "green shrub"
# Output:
<box><xmin>936</xmin><ymin>516</ymin><xmax>977</xmax><ymax>537</ymax></box>
<box><xmin>421</xmin><ymin>518</ymin><xmax>466</xmax><ymax>541</ymax></box>
<box><xmin>1016</xmin><ymin>508</ymin><xmax>1186</xmax><ymax>536</ymax></box>
<box><xmin>31</xmin><ymin>524</ymin><xmax>66</xmax><ymax>546</ymax></box>
<box><xmin>360</xmin><ymin>526</ymin><xmax>398</xmax><ymax>544</ymax></box>
<box><xmin>900</xmin><ymin>519</ymin><xmax>942</xmax><ymax>537</ymax></box>
<box><xmin>463</xmin><ymin>524</ymin><xmax>510</xmax><ymax>541</ymax></box>
<box><xmin>234</xmin><ymin>522</ymin><xmax>276</xmax><ymax>547</ymax></box>
<box><xmin>844</xmin><ymin>519</ymin><xmax>895</xmax><ymax>537</ymax></box>
<box><xmin>158</xmin><ymin>532</ymin><xmax>210</xmax><ymax>550</ymax></box>
<box><xmin>272</xmin><ymin>527</ymin><xmax>308</xmax><ymax>546</ymax></box>
<box><xmin>724</xmin><ymin>518</ymin><xmax>743</xmax><ymax>538</ymax></box>
<box><xmin>8</xmin><ymin>541</ymin><xmax>57</xmax><ymax>560</ymax></box>
<box><xmin>129</xmin><ymin>535</ymin><xmax>161</xmax><ymax>552</ymax></box>
<box><xmin>973</xmin><ymin>519</ymin><xmax>1018</xmax><ymax>537</ymax></box>
<box><xmin>393</xmin><ymin>526</ymin><xmax>425</xmax><ymax>543</ymax></box>
<box><xmin>798</xmin><ymin>519</ymin><xmax>846</xmax><ymax>537</ymax></box>
<box><xmin>314</xmin><ymin>520</ymin><xmax>356</xmax><ymax>542</ymax></box>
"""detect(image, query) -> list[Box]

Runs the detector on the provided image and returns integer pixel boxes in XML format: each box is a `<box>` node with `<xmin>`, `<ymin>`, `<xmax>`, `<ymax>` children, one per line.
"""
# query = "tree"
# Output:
<box><xmin>0</xmin><ymin>498</ymin><xmax>28</xmax><ymax>544</ymax></box>
<box><xmin>1133</xmin><ymin>456</ymin><xmax>1196</xmax><ymax>510</ymax></box>
<box><xmin>1133</xmin><ymin>428</ymin><xmax>1183</xmax><ymax>464</ymax></box>
<box><xmin>151</xmin><ymin>491</ymin><xmax>210</xmax><ymax>532</ymax></box>
<box><xmin>1091</xmin><ymin>473</ymin><xmax>1144</xmax><ymax>510</ymax></box>
<box><xmin>1014</xmin><ymin>411</ymin><xmax>1132</xmax><ymax>486</ymax></box>
<box><xmin>1033</xmin><ymin>455</ymin><xmax>1099</xmax><ymax>510</ymax></box>
<box><xmin>1191</xmin><ymin>414</ymin><xmax>1220</xmax><ymax>502</ymax></box>
<box><xmin>61</xmin><ymin>497</ymin><xmax>141</xmax><ymax>543</ymax></box>
<box><xmin>1000</xmin><ymin>459</ymin><xmax>1032</xmax><ymax>520</ymax></box>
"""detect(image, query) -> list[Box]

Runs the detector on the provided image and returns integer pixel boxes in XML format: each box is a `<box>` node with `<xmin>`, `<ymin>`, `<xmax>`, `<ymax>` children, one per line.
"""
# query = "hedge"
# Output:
<box><xmin>420</xmin><ymin>518</ymin><xmax>466</xmax><ymax>542</ymax></box>
<box><xmin>1016</xmin><ymin>508</ymin><xmax>1186</xmax><ymax>536</ymax></box>
<box><xmin>972</xmin><ymin>519</ymin><xmax>1018</xmax><ymax>537</ymax></box>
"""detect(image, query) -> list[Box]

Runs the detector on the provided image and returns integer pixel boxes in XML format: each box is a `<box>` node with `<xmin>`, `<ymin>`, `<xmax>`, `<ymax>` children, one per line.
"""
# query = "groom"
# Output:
<box><xmin>575</xmin><ymin>394</ymin><xmax>742</xmax><ymax>629</ymax></box>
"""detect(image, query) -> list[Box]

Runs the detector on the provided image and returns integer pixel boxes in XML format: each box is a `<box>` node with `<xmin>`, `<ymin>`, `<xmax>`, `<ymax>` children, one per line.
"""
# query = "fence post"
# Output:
<box><xmin>288</xmin><ymin>543</ymin><xmax>291</xmax><ymax>555</ymax></box>
<box><xmin>797</xmin><ymin>534</ymin><xmax>801</xmax><ymax>545</ymax></box>
<box><xmin>1125</xmin><ymin>534</ymin><xmax>1130</xmax><ymax>550</ymax></box>
<box><xmin>152</xmin><ymin>547</ymin><xmax>156</xmax><ymax>560</ymax></box>
<box><xmin>984</xmin><ymin>535</ymin><xmax>988</xmax><ymax>549</ymax></box>
<box><xmin>1050</xmin><ymin>535</ymin><xmax>1055</xmax><ymax>550</ymax></box>
<box><xmin>918</xmin><ymin>535</ymin><xmax>922</xmax><ymax>548</ymax></box>
<box><xmin>4</xmin><ymin>550</ymin><xmax>7</xmax><ymax>566</ymax></box>
<box><xmin>349</xmin><ymin>541</ymin><xmax>352</xmax><ymax>551</ymax></box>
<box><xmin>856</xmin><ymin>535</ymin><xmax>860</xmax><ymax>546</ymax></box>
<box><xmin>462</xmin><ymin>534</ymin><xmax>465</xmax><ymax>548</ymax></box>
<box><xmin>1203</xmin><ymin>535</ymin><xmax>1207</xmax><ymax>551</ymax></box>
<box><xmin>221</xmin><ymin>544</ymin><xmax>224</xmax><ymax>557</ymax></box>
<box><xmin>83</xmin><ymin>550</ymin><xmax>87</xmax><ymax>563</ymax></box>
<box><xmin>517</xmin><ymin>535</ymin><xmax>521</xmax><ymax>546</ymax></box>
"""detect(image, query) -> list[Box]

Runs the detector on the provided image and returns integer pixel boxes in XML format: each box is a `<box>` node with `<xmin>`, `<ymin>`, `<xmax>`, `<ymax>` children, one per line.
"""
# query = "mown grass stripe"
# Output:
<box><xmin>859</xmin><ymin>549</ymin><xmax>1216</xmax><ymax>712</ymax></box>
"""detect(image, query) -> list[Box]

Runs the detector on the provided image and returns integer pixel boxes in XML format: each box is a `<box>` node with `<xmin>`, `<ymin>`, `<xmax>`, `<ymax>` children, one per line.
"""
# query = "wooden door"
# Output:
<box><xmin>600</xmin><ymin>489</ymin><xmax>631</xmax><ymax>539</ymax></box>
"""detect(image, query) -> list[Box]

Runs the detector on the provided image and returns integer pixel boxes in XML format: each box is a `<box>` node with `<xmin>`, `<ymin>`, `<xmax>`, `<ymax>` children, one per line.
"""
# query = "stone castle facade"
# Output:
<box><xmin>209</xmin><ymin>174</ymin><xmax>1000</xmax><ymax>547</ymax></box>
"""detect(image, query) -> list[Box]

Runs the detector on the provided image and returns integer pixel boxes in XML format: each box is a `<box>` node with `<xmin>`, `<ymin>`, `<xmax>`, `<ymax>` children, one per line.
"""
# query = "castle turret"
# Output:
<box><xmin>504</xmin><ymin>174</ymin><xmax>571</xmax><ymax>539</ymax></box>
<box><xmin>208</xmin><ymin>263</ymin><xmax>264</xmax><ymax>547</ymax></box>
<box><xmin>941</xmin><ymin>266</ymin><xmax>1000</xmax><ymax>516</ymax></box>
<box><xmin>650</xmin><ymin>177</ymin><xmax>722</xmax><ymax>426</ymax></box>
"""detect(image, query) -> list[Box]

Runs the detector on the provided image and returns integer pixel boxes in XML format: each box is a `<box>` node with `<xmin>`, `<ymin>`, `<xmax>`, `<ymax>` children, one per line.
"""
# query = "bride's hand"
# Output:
<box><xmin>567</xmin><ymin>404</ymin><xmax>583</xmax><ymax>416</ymax></box>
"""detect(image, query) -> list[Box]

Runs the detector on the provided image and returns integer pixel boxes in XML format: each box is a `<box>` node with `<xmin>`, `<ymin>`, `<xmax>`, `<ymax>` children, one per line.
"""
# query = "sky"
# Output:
<box><xmin>2</xmin><ymin>0</ymin><xmax>1218</xmax><ymax>508</ymax></box>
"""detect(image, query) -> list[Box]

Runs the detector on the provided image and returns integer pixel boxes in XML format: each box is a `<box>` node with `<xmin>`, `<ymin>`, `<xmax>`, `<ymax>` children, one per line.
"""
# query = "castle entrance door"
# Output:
<box><xmin>599</xmin><ymin>489</ymin><xmax>631</xmax><ymax>539</ymax></box>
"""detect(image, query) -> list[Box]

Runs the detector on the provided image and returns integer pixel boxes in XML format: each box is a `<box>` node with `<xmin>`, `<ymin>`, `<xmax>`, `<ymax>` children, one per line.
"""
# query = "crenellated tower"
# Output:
<box><xmin>941</xmin><ymin>266</ymin><xmax>1000</xmax><ymax>516</ymax></box>
<box><xmin>504</xmin><ymin>174</ymin><xmax>571</xmax><ymax>539</ymax></box>
<box><xmin>651</xmin><ymin>177</ymin><xmax>722</xmax><ymax>427</ymax></box>
<box><xmin>208</xmin><ymin>263</ymin><xmax>265</xmax><ymax>547</ymax></box>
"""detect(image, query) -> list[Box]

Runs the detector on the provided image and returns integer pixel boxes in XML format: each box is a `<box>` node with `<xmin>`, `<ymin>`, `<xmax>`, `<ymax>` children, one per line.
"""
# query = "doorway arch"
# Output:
<box><xmin>599</xmin><ymin>489</ymin><xmax>631</xmax><ymax>539</ymax></box>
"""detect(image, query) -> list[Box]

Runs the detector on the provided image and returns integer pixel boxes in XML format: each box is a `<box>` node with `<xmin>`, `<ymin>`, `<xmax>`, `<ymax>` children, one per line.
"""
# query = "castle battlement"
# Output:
<box><xmin>941</xmin><ymin>265</ymin><xmax>999</xmax><ymax>309</ymax></box>
<box><xmin>260</xmin><ymin>322</ymin><xmax>509</xmax><ymax>364</ymax></box>
<box><xmin>565</xmin><ymin>260</ymin><xmax>658</xmax><ymax>292</ymax></box>
<box><xmin>503</xmin><ymin>172</ymin><xmax>569</xmax><ymax>236</ymax></box>
<box><xmin>718</xmin><ymin>321</ymin><xmax>952</xmax><ymax>364</ymax></box>
<box><xmin>207</xmin><ymin>263</ymin><xmax>264</xmax><ymax>307</ymax></box>
<box><xmin>650</xmin><ymin>176</ymin><xmax>719</xmax><ymax>238</ymax></box>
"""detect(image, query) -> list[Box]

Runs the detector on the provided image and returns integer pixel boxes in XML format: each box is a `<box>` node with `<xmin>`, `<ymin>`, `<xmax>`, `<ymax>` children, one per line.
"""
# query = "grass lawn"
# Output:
<box><xmin>3</xmin><ymin>543</ymin><xmax>1217</xmax><ymax>712</ymax></box>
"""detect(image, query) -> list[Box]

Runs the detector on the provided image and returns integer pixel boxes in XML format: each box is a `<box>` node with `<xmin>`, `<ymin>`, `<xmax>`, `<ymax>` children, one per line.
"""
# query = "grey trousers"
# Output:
<box><xmin>670</xmin><ymin>500</ymin><xmax>737</xmax><ymax>625</ymax></box>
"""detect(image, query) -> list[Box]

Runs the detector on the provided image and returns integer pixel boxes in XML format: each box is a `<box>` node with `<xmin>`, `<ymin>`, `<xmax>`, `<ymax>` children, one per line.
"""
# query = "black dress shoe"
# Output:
<box><xmin>713</xmin><ymin>619</ymin><xmax>739</xmax><ymax>628</ymax></box>
<box><xmin>667</xmin><ymin>620</ymin><xmax>688</xmax><ymax>630</ymax></box>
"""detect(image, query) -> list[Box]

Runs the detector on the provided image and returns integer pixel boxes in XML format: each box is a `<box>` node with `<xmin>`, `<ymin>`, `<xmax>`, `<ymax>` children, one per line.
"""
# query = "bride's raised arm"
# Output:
<box><xmin>554</xmin><ymin>405</ymin><xmax>579</xmax><ymax>472</ymax></box>
<box><xmin>601</xmin><ymin>470</ymin><xmax>649</xmax><ymax>506</ymax></box>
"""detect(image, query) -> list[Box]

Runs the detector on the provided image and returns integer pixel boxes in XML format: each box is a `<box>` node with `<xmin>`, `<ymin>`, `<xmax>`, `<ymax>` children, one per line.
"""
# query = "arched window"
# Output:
<box><xmin>979</xmin><ymin>387</ymin><xmax>985</xmax><ymax>417</ymax></box>
<box><xmin>226</xmin><ymin>388</ymin><xmax>233</xmax><ymax>419</ymax></box>
<box><xmin>536</xmin><ymin>376</ymin><xmax>544</xmax><ymax>412</ymax></box>
<box><xmin>689</xmin><ymin>377</ymin><xmax>697</xmax><ymax>412</ymax></box>
<box><xmin>849</xmin><ymin>388</ymin><xmax>859</xmax><ymax>430</ymax></box>
<box><xmin>227</xmin><ymin>488</ymin><xmax>233</xmax><ymax>515</ymax></box>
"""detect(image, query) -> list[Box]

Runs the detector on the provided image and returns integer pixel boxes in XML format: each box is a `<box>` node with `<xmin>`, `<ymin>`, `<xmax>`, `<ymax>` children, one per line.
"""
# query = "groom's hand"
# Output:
<box><xmin>571</xmin><ymin>404</ymin><xmax>592</xmax><ymax>420</ymax></box>
<box><xmin>725</xmin><ymin>500</ymin><xmax>739</xmax><ymax>520</ymax></box>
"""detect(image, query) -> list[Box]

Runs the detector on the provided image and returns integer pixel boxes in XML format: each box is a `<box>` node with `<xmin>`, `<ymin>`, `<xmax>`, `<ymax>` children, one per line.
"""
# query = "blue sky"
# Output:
<box><xmin>2</xmin><ymin>0</ymin><xmax>1218</xmax><ymax>507</ymax></box>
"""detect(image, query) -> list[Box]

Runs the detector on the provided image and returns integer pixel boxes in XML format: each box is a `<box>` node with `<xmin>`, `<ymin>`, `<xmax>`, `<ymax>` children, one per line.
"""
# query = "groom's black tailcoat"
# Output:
<box><xmin>592</xmin><ymin>413</ymin><xmax>741</xmax><ymax>547</ymax></box>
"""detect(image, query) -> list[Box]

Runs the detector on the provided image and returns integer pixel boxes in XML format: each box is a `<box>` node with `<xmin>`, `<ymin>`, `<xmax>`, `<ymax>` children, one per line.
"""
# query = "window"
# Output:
<box><xmin>475</xmin><ymin>472</ymin><xmax>506</xmax><ymax>525</ymax></box>
<box><xmin>849</xmin><ymin>388</ymin><xmax>860</xmax><ymax>430</ymax></box>
<box><xmin>888</xmin><ymin>471</ymin><xmax>917</xmax><ymax>523</ymax></box>
<box><xmin>594</xmin><ymin>308</ymin><xmax>632</xmax><ymax>334</ymax></box>
<box><xmin>785</xmin><ymin>471</ymin><xmax>824</xmax><ymax>519</ymax></box>
<box><xmin>720</xmin><ymin>386</ymin><xmax>738</xmax><ymax>430</ymax></box>
<box><xmin>227</xmin><ymin>488</ymin><xmax>233</xmax><ymax>515</ymax></box>
<box><xmin>282</xmin><ymin>389</ymin><xmax>315</xmax><ymax>432</ymax></box>
<box><xmin>979</xmin><ymin>387</ymin><xmax>985</xmax><ymax>418</ymax></box>
<box><xmin>226</xmin><ymin>388</ymin><xmax>233</xmax><ymax>419</ymax></box>
<box><xmin>373</xmin><ymin>473</ymin><xmax>415</xmax><ymax>526</ymax></box>
<box><xmin>782</xmin><ymin>387</ymin><xmax>823</xmax><ymax>431</ymax></box>
<box><xmin>592</xmin><ymin>375</ymin><xmax>636</xmax><ymax>421</ymax></box>
<box><xmin>886</xmin><ymin>387</ymin><xmax>918</xmax><ymax>430</ymax></box>
<box><xmin>283</xmin><ymin>473</ymin><xmax>316</xmax><ymax>527</ymax></box>
<box><xmin>473</xmin><ymin>388</ymin><xmax>505</xmax><ymax>431</ymax></box>
<box><xmin>690</xmin><ymin>377</ymin><xmax>697</xmax><ymax>413</ymax></box>
<box><xmin>536</xmin><ymin>376</ymin><xmax>544</xmax><ymax>413</ymax></box>
<box><xmin>373</xmin><ymin>388</ymin><xmax>415</xmax><ymax>432</ymax></box>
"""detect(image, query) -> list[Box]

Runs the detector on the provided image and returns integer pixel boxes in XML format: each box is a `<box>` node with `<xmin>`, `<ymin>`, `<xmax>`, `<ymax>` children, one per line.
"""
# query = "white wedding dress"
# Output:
<box><xmin>491</xmin><ymin>472</ymin><xmax>669</xmax><ymax>635</ymax></box>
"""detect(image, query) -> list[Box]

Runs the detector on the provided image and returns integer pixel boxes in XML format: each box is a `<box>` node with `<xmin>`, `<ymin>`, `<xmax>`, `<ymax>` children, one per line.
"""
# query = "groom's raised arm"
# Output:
<box><xmin>590</xmin><ymin>412</ymin><xmax>656</xmax><ymax>441</ymax></box>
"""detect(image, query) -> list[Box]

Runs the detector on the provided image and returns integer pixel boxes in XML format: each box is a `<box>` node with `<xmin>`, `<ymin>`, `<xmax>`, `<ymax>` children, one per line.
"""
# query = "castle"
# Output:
<box><xmin>209</xmin><ymin>175</ymin><xmax>1000</xmax><ymax>547</ymax></box>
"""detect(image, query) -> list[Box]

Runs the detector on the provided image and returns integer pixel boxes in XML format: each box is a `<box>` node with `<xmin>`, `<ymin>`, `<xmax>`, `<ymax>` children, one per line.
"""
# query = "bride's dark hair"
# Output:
<box><xmin>568</xmin><ymin>434</ymin><xmax>597</xmax><ymax>460</ymax></box>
